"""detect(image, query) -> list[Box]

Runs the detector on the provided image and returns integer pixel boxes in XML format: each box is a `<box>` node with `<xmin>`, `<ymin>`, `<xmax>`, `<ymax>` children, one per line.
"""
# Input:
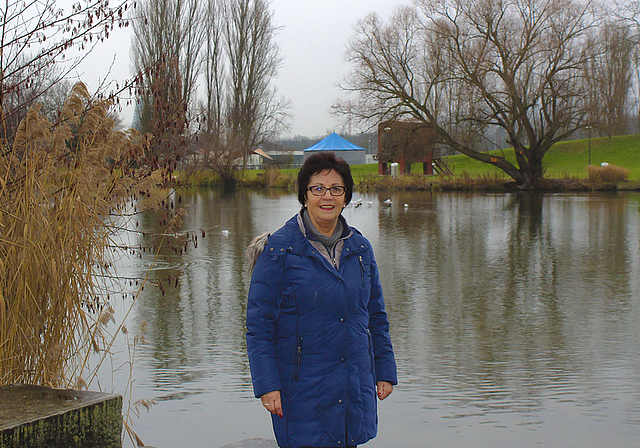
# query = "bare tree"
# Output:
<box><xmin>0</xmin><ymin>0</ymin><xmax>130</xmax><ymax>144</ymax></box>
<box><xmin>130</xmin><ymin>0</ymin><xmax>206</xmax><ymax>155</ymax></box>
<box><xmin>198</xmin><ymin>0</ymin><xmax>290</xmax><ymax>184</ymax></box>
<box><xmin>224</xmin><ymin>0</ymin><xmax>290</xmax><ymax>169</ymax></box>
<box><xmin>131</xmin><ymin>0</ymin><xmax>288</xmax><ymax>180</ymax></box>
<box><xmin>1</xmin><ymin>55</ymin><xmax>60</xmax><ymax>140</ymax></box>
<box><xmin>584</xmin><ymin>19</ymin><xmax>636</xmax><ymax>136</ymax></box>
<box><xmin>202</xmin><ymin>0</ymin><xmax>226</xmax><ymax>148</ymax></box>
<box><xmin>342</xmin><ymin>0</ymin><xmax>605</xmax><ymax>189</ymax></box>
<box><xmin>612</xmin><ymin>1</ymin><xmax>640</xmax><ymax>134</ymax></box>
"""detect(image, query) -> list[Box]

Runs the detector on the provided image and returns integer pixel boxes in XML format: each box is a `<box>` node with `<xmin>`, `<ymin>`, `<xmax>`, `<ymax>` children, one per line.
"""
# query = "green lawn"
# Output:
<box><xmin>238</xmin><ymin>134</ymin><xmax>640</xmax><ymax>183</ymax></box>
<box><xmin>436</xmin><ymin>134</ymin><xmax>640</xmax><ymax>180</ymax></box>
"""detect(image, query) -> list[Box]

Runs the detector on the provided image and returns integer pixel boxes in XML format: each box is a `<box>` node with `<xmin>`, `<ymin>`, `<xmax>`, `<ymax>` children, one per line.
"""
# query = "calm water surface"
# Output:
<box><xmin>108</xmin><ymin>190</ymin><xmax>640</xmax><ymax>448</ymax></box>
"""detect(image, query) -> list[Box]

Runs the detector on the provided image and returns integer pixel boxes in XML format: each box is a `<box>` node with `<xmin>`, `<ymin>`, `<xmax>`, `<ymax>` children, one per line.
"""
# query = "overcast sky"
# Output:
<box><xmin>68</xmin><ymin>0</ymin><xmax>405</xmax><ymax>138</ymax></box>
<box><xmin>268</xmin><ymin>0</ymin><xmax>403</xmax><ymax>137</ymax></box>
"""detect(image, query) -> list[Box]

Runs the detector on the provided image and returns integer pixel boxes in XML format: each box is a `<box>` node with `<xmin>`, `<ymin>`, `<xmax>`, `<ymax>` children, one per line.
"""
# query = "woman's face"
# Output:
<box><xmin>305</xmin><ymin>169</ymin><xmax>346</xmax><ymax>234</ymax></box>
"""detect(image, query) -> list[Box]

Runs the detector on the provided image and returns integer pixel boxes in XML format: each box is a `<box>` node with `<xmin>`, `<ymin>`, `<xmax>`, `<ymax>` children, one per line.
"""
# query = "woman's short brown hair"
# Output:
<box><xmin>297</xmin><ymin>152</ymin><xmax>354</xmax><ymax>206</ymax></box>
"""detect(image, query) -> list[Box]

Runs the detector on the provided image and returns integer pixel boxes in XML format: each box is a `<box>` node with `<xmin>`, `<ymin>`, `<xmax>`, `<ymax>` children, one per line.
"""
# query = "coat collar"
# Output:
<box><xmin>281</xmin><ymin>213</ymin><xmax>367</xmax><ymax>257</ymax></box>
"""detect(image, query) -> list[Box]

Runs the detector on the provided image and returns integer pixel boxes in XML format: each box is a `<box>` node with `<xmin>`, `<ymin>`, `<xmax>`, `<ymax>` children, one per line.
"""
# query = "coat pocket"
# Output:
<box><xmin>294</xmin><ymin>335</ymin><xmax>303</xmax><ymax>381</ymax></box>
<box><xmin>366</xmin><ymin>329</ymin><xmax>375</xmax><ymax>381</ymax></box>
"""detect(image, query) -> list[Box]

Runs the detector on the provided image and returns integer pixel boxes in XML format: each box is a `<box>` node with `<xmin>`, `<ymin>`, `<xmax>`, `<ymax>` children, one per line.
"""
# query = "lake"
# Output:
<box><xmin>105</xmin><ymin>189</ymin><xmax>640</xmax><ymax>448</ymax></box>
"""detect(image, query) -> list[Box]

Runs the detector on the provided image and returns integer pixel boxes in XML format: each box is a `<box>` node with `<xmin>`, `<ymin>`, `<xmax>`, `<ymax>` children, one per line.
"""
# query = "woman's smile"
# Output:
<box><xmin>305</xmin><ymin>169</ymin><xmax>346</xmax><ymax>236</ymax></box>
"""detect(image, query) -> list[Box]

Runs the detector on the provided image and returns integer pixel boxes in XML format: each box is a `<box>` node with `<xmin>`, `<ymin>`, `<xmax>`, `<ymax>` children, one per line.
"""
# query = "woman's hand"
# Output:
<box><xmin>260</xmin><ymin>390</ymin><xmax>283</xmax><ymax>417</ymax></box>
<box><xmin>377</xmin><ymin>381</ymin><xmax>393</xmax><ymax>400</ymax></box>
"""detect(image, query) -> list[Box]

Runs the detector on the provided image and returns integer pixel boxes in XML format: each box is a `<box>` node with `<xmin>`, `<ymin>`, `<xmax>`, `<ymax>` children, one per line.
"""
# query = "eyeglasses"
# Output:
<box><xmin>307</xmin><ymin>185</ymin><xmax>346</xmax><ymax>197</ymax></box>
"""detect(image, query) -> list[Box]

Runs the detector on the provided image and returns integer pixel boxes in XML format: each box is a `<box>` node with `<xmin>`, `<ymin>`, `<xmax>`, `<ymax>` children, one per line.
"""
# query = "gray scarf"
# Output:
<box><xmin>302</xmin><ymin>208</ymin><xmax>344</xmax><ymax>252</ymax></box>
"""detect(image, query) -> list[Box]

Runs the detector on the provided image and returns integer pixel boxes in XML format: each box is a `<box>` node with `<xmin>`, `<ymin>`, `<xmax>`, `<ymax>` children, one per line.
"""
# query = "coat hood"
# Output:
<box><xmin>244</xmin><ymin>232</ymin><xmax>270</xmax><ymax>272</ymax></box>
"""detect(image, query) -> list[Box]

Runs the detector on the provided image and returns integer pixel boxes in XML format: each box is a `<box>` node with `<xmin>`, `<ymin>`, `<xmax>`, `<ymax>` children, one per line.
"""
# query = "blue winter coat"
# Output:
<box><xmin>246</xmin><ymin>214</ymin><xmax>397</xmax><ymax>448</ymax></box>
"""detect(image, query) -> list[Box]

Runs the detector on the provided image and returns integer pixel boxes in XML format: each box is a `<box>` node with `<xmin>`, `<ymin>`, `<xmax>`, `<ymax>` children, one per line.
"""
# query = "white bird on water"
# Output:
<box><xmin>383</xmin><ymin>199</ymin><xmax>392</xmax><ymax>206</ymax></box>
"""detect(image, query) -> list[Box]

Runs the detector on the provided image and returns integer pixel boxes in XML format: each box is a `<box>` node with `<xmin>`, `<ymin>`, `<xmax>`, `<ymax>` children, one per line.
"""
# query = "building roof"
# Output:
<box><xmin>252</xmin><ymin>148</ymin><xmax>273</xmax><ymax>159</ymax></box>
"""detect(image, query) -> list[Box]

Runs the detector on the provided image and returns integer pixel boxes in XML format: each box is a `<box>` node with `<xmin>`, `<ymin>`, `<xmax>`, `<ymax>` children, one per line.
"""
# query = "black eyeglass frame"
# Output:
<box><xmin>307</xmin><ymin>185</ymin><xmax>346</xmax><ymax>197</ymax></box>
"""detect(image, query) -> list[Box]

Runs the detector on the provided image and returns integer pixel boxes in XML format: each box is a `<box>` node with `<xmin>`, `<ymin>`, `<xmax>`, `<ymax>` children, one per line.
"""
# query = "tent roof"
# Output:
<box><xmin>303</xmin><ymin>132</ymin><xmax>365</xmax><ymax>152</ymax></box>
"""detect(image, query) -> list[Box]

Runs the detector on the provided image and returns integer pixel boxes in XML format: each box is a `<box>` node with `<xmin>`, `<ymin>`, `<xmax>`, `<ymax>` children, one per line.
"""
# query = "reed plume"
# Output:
<box><xmin>0</xmin><ymin>82</ymin><xmax>158</xmax><ymax>388</ymax></box>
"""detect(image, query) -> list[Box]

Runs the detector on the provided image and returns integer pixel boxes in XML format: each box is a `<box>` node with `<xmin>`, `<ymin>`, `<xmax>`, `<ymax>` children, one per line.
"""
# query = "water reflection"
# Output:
<box><xmin>114</xmin><ymin>190</ymin><xmax>640</xmax><ymax>448</ymax></box>
<box><xmin>371</xmin><ymin>192</ymin><xmax>640</xmax><ymax>446</ymax></box>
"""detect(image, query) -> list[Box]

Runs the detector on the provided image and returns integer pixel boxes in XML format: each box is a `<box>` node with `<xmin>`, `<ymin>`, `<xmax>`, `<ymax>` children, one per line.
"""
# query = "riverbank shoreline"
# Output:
<box><xmin>356</xmin><ymin>177</ymin><xmax>640</xmax><ymax>192</ymax></box>
<box><xmin>179</xmin><ymin>173</ymin><xmax>640</xmax><ymax>193</ymax></box>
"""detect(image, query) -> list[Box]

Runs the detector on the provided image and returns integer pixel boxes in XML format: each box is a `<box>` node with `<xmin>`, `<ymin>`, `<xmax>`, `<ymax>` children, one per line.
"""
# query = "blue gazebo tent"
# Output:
<box><xmin>302</xmin><ymin>132</ymin><xmax>366</xmax><ymax>166</ymax></box>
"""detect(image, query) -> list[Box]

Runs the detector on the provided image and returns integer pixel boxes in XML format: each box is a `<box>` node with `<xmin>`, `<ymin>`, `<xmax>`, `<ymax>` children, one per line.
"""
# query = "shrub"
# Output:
<box><xmin>263</xmin><ymin>166</ymin><xmax>278</xmax><ymax>185</ymax></box>
<box><xmin>358</xmin><ymin>173</ymin><xmax>436</xmax><ymax>190</ymax></box>
<box><xmin>181</xmin><ymin>169</ymin><xmax>222</xmax><ymax>187</ymax></box>
<box><xmin>238</xmin><ymin>167</ymin><xmax>295</xmax><ymax>189</ymax></box>
<box><xmin>437</xmin><ymin>171</ymin><xmax>509</xmax><ymax>190</ymax></box>
<box><xmin>587</xmin><ymin>164</ymin><xmax>629</xmax><ymax>184</ymax></box>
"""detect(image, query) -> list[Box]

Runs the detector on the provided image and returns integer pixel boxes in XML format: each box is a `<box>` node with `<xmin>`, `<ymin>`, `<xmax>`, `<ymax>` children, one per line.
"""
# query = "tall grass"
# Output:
<box><xmin>437</xmin><ymin>171</ymin><xmax>510</xmax><ymax>189</ymax></box>
<box><xmin>186</xmin><ymin>166</ymin><xmax>296</xmax><ymax>189</ymax></box>
<box><xmin>587</xmin><ymin>164</ymin><xmax>629</xmax><ymax>184</ymax></box>
<box><xmin>0</xmin><ymin>83</ymin><xmax>158</xmax><ymax>388</ymax></box>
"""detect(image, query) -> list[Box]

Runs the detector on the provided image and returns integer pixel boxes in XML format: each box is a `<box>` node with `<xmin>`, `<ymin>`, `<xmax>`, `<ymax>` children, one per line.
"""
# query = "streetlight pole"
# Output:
<box><xmin>585</xmin><ymin>126</ymin><xmax>592</xmax><ymax>165</ymax></box>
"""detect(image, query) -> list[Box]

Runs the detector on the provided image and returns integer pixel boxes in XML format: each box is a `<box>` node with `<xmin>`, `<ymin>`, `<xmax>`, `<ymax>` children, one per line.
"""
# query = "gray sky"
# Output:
<box><xmin>69</xmin><ymin>0</ymin><xmax>404</xmax><ymax>138</ymax></box>
<box><xmin>269</xmin><ymin>0</ymin><xmax>402</xmax><ymax>137</ymax></box>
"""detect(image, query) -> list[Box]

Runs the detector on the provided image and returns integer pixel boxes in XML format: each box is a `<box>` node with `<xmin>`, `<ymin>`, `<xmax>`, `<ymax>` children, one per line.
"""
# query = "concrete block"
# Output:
<box><xmin>0</xmin><ymin>384</ymin><xmax>122</xmax><ymax>448</ymax></box>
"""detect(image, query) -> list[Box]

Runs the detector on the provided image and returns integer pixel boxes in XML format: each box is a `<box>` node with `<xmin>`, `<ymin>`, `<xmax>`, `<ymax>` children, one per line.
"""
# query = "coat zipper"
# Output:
<box><xmin>295</xmin><ymin>335</ymin><xmax>303</xmax><ymax>381</ymax></box>
<box><xmin>330</xmin><ymin>242</ymin><xmax>338</xmax><ymax>270</ymax></box>
<box><xmin>358</xmin><ymin>255</ymin><xmax>365</xmax><ymax>287</ymax></box>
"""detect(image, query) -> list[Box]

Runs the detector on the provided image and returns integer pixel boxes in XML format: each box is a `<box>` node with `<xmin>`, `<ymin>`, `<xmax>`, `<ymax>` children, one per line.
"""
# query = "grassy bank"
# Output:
<box><xmin>180</xmin><ymin>134</ymin><xmax>640</xmax><ymax>190</ymax></box>
<box><xmin>448</xmin><ymin>134</ymin><xmax>640</xmax><ymax>180</ymax></box>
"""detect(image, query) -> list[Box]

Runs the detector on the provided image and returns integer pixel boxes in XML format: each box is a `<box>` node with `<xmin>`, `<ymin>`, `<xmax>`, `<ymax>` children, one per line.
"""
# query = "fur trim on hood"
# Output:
<box><xmin>244</xmin><ymin>232</ymin><xmax>270</xmax><ymax>272</ymax></box>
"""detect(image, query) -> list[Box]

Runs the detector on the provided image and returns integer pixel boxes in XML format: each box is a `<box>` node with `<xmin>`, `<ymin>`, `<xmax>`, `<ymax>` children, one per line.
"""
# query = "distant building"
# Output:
<box><xmin>245</xmin><ymin>149</ymin><xmax>303</xmax><ymax>169</ymax></box>
<box><xmin>377</xmin><ymin>121</ymin><xmax>442</xmax><ymax>175</ymax></box>
<box><xmin>266</xmin><ymin>150</ymin><xmax>304</xmax><ymax>168</ymax></box>
<box><xmin>246</xmin><ymin>148</ymin><xmax>273</xmax><ymax>169</ymax></box>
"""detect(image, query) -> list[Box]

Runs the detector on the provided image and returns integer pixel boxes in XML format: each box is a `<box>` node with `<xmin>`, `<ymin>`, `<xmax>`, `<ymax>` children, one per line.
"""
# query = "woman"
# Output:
<box><xmin>246</xmin><ymin>152</ymin><xmax>397</xmax><ymax>448</ymax></box>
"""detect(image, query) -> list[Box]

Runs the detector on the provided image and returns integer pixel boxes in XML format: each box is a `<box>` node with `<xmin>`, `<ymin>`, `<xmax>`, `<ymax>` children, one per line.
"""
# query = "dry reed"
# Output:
<box><xmin>358</xmin><ymin>173</ymin><xmax>437</xmax><ymax>190</ymax></box>
<box><xmin>587</xmin><ymin>164</ymin><xmax>629</xmax><ymax>184</ymax></box>
<box><xmin>0</xmin><ymin>83</ymin><xmax>158</xmax><ymax>388</ymax></box>
<box><xmin>435</xmin><ymin>171</ymin><xmax>510</xmax><ymax>190</ymax></box>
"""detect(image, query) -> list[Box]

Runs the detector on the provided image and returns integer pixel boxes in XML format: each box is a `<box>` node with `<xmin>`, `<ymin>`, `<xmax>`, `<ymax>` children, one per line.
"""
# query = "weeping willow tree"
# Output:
<box><xmin>0</xmin><ymin>83</ymin><xmax>163</xmax><ymax>388</ymax></box>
